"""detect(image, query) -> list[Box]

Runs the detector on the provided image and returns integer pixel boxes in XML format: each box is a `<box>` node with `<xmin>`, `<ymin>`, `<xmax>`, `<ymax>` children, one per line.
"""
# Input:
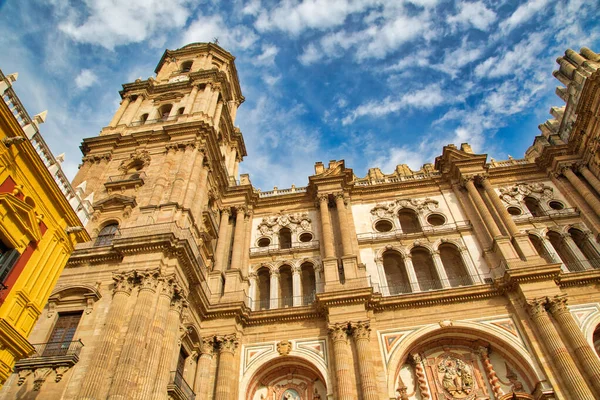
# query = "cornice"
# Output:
<box><xmin>496</xmin><ymin>263</ymin><xmax>563</xmax><ymax>293</ymax></box>
<box><xmin>556</xmin><ymin>269</ymin><xmax>600</xmax><ymax>287</ymax></box>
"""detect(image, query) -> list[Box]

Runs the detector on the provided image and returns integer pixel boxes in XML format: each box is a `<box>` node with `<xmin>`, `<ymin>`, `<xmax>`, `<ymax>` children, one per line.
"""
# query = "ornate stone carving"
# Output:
<box><xmin>17</xmin><ymin>369</ymin><xmax>32</xmax><ymax>386</ymax></box>
<box><xmin>216</xmin><ymin>334</ymin><xmax>239</xmax><ymax>354</ymax></box>
<box><xmin>137</xmin><ymin>269</ymin><xmax>161</xmax><ymax>292</ymax></box>
<box><xmin>33</xmin><ymin>367</ymin><xmax>53</xmax><ymax>391</ymax></box>
<box><xmin>113</xmin><ymin>272</ymin><xmax>135</xmax><ymax>296</ymax></box>
<box><xmin>118</xmin><ymin>149</ymin><xmax>151</xmax><ymax>173</ymax></box>
<box><xmin>328</xmin><ymin>323</ymin><xmax>349</xmax><ymax>342</ymax></box>
<box><xmin>547</xmin><ymin>294</ymin><xmax>569</xmax><ymax>315</ymax></box>
<box><xmin>257</xmin><ymin>212</ymin><xmax>312</xmax><ymax>236</ymax></box>
<box><xmin>437</xmin><ymin>355</ymin><xmax>474</xmax><ymax>398</ymax></box>
<box><xmin>276</xmin><ymin>339</ymin><xmax>292</xmax><ymax>356</ymax></box>
<box><xmin>499</xmin><ymin>182</ymin><xmax>554</xmax><ymax>204</ymax></box>
<box><xmin>350</xmin><ymin>321</ymin><xmax>371</xmax><ymax>340</ymax></box>
<box><xmin>371</xmin><ymin>197</ymin><xmax>439</xmax><ymax>218</ymax></box>
<box><xmin>526</xmin><ymin>298</ymin><xmax>547</xmax><ymax>319</ymax></box>
<box><xmin>200</xmin><ymin>337</ymin><xmax>215</xmax><ymax>355</ymax></box>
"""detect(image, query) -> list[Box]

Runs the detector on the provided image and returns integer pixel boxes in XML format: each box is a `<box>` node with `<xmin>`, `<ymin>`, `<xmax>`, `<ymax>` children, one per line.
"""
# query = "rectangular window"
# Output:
<box><xmin>0</xmin><ymin>240</ymin><xmax>20</xmax><ymax>287</ymax></box>
<box><xmin>43</xmin><ymin>311</ymin><xmax>83</xmax><ymax>357</ymax></box>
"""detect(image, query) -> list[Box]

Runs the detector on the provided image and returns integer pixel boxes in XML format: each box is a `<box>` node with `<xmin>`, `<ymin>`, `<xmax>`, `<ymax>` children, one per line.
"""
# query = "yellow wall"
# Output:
<box><xmin>0</xmin><ymin>98</ymin><xmax>90</xmax><ymax>384</ymax></box>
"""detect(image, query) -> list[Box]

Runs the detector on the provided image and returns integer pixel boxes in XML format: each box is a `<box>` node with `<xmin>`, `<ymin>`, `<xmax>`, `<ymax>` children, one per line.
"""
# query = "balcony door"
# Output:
<box><xmin>43</xmin><ymin>311</ymin><xmax>82</xmax><ymax>356</ymax></box>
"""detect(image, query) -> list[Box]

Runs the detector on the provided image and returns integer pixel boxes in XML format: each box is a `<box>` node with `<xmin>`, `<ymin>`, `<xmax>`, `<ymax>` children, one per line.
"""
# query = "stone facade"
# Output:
<box><xmin>2</xmin><ymin>43</ymin><xmax>600</xmax><ymax>399</ymax></box>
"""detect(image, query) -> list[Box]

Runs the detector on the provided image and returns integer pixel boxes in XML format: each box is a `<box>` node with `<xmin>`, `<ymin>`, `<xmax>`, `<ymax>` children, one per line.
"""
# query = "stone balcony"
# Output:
<box><xmin>356</xmin><ymin>220</ymin><xmax>472</xmax><ymax>244</ymax></box>
<box><xmin>249</xmin><ymin>240</ymin><xmax>320</xmax><ymax>256</ymax></box>
<box><xmin>167</xmin><ymin>370</ymin><xmax>195</xmax><ymax>400</ymax></box>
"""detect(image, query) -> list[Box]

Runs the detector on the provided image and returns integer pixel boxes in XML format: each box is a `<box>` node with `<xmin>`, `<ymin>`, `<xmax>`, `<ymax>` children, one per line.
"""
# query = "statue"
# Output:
<box><xmin>437</xmin><ymin>356</ymin><xmax>473</xmax><ymax>398</ymax></box>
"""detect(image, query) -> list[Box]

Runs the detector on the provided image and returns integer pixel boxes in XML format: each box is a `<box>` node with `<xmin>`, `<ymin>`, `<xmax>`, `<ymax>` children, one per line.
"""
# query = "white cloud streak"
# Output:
<box><xmin>75</xmin><ymin>69</ymin><xmax>98</xmax><ymax>89</ymax></box>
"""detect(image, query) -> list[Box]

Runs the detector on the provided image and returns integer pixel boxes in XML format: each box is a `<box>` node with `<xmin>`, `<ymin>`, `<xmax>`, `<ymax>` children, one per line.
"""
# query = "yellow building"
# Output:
<box><xmin>0</xmin><ymin>70</ymin><xmax>90</xmax><ymax>385</ymax></box>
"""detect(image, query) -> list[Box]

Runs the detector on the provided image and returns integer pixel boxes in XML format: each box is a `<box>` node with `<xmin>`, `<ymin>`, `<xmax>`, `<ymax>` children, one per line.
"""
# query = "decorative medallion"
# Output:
<box><xmin>257</xmin><ymin>212</ymin><xmax>312</xmax><ymax>235</ymax></box>
<box><xmin>277</xmin><ymin>340</ymin><xmax>292</xmax><ymax>356</ymax></box>
<box><xmin>499</xmin><ymin>182</ymin><xmax>554</xmax><ymax>204</ymax></box>
<box><xmin>437</xmin><ymin>356</ymin><xmax>474</xmax><ymax>399</ymax></box>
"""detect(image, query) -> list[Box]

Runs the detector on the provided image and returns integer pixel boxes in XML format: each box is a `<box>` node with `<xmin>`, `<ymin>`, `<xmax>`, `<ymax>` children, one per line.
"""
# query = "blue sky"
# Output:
<box><xmin>0</xmin><ymin>0</ymin><xmax>599</xmax><ymax>191</ymax></box>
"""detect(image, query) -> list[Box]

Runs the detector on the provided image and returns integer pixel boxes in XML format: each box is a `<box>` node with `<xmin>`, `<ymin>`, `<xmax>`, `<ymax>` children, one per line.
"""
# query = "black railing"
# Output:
<box><xmin>564</xmin><ymin>258</ymin><xmax>600</xmax><ymax>272</ymax></box>
<box><xmin>107</xmin><ymin>171</ymin><xmax>147</xmax><ymax>182</ymax></box>
<box><xmin>168</xmin><ymin>370</ymin><xmax>195</xmax><ymax>400</ymax></box>
<box><xmin>251</xmin><ymin>292</ymin><xmax>316</xmax><ymax>310</ymax></box>
<box><xmin>130</xmin><ymin>114</ymin><xmax>181</xmax><ymax>126</ymax></box>
<box><xmin>377</xmin><ymin>275</ymin><xmax>482</xmax><ymax>296</ymax></box>
<box><xmin>513</xmin><ymin>207</ymin><xmax>579</xmax><ymax>220</ymax></box>
<box><xmin>28</xmin><ymin>340</ymin><xmax>84</xmax><ymax>358</ymax></box>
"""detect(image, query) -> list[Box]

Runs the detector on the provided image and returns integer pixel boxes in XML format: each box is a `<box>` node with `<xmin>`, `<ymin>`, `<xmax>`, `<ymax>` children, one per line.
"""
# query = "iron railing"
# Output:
<box><xmin>354</xmin><ymin>172</ymin><xmax>442</xmax><ymax>186</ymax></box>
<box><xmin>251</xmin><ymin>292</ymin><xmax>317</xmax><ymax>310</ymax></box>
<box><xmin>168</xmin><ymin>370</ymin><xmax>195</xmax><ymax>400</ymax></box>
<box><xmin>512</xmin><ymin>207</ymin><xmax>579</xmax><ymax>221</ymax></box>
<box><xmin>563</xmin><ymin>258</ymin><xmax>600</xmax><ymax>272</ymax></box>
<box><xmin>257</xmin><ymin>186</ymin><xmax>308</xmax><ymax>197</ymax></box>
<box><xmin>356</xmin><ymin>220</ymin><xmax>472</xmax><ymax>242</ymax></box>
<box><xmin>377</xmin><ymin>275</ymin><xmax>485</xmax><ymax>297</ymax></box>
<box><xmin>28</xmin><ymin>340</ymin><xmax>84</xmax><ymax>358</ymax></box>
<box><xmin>250</xmin><ymin>240</ymin><xmax>320</xmax><ymax>255</ymax></box>
<box><xmin>107</xmin><ymin>171</ymin><xmax>147</xmax><ymax>182</ymax></box>
<box><xmin>129</xmin><ymin>114</ymin><xmax>182</xmax><ymax>126</ymax></box>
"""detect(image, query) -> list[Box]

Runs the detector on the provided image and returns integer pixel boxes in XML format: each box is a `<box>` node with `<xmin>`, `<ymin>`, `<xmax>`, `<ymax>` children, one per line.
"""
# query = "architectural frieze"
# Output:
<box><xmin>499</xmin><ymin>182</ymin><xmax>554</xmax><ymax>204</ymax></box>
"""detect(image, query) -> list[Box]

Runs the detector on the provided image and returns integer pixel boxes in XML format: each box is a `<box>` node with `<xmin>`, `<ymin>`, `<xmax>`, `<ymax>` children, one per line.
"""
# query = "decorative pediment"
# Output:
<box><xmin>0</xmin><ymin>193</ymin><xmax>42</xmax><ymax>246</ymax></box>
<box><xmin>257</xmin><ymin>213</ymin><xmax>312</xmax><ymax>235</ymax></box>
<box><xmin>370</xmin><ymin>198</ymin><xmax>439</xmax><ymax>218</ymax></box>
<box><xmin>118</xmin><ymin>150</ymin><xmax>151</xmax><ymax>173</ymax></box>
<box><xmin>499</xmin><ymin>182</ymin><xmax>554</xmax><ymax>204</ymax></box>
<box><xmin>314</xmin><ymin>160</ymin><xmax>345</xmax><ymax>177</ymax></box>
<box><xmin>92</xmin><ymin>194</ymin><xmax>137</xmax><ymax>213</ymax></box>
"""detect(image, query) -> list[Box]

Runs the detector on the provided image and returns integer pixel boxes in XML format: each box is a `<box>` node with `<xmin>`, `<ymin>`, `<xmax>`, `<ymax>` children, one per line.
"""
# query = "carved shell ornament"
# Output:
<box><xmin>118</xmin><ymin>149</ymin><xmax>151</xmax><ymax>173</ymax></box>
<box><xmin>370</xmin><ymin>198</ymin><xmax>439</xmax><ymax>218</ymax></box>
<box><xmin>276</xmin><ymin>340</ymin><xmax>292</xmax><ymax>356</ymax></box>
<box><xmin>499</xmin><ymin>182</ymin><xmax>554</xmax><ymax>204</ymax></box>
<box><xmin>256</xmin><ymin>212</ymin><xmax>312</xmax><ymax>234</ymax></box>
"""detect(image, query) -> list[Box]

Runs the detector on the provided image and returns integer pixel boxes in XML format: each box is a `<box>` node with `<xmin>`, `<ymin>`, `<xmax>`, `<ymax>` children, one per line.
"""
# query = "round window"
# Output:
<box><xmin>375</xmin><ymin>220</ymin><xmax>393</xmax><ymax>232</ymax></box>
<box><xmin>507</xmin><ymin>207</ymin><xmax>522</xmax><ymax>216</ymax></box>
<box><xmin>549</xmin><ymin>201</ymin><xmax>564</xmax><ymax>210</ymax></box>
<box><xmin>427</xmin><ymin>214</ymin><xmax>445</xmax><ymax>226</ymax></box>
<box><xmin>299</xmin><ymin>232</ymin><xmax>313</xmax><ymax>242</ymax></box>
<box><xmin>257</xmin><ymin>238</ymin><xmax>271</xmax><ymax>247</ymax></box>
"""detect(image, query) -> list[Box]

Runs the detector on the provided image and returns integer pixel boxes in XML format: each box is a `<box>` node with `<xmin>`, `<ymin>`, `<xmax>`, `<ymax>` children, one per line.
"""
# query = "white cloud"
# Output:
<box><xmin>75</xmin><ymin>69</ymin><xmax>98</xmax><ymax>89</ymax></box>
<box><xmin>499</xmin><ymin>0</ymin><xmax>551</xmax><ymax>34</ymax></box>
<box><xmin>181</xmin><ymin>15</ymin><xmax>258</xmax><ymax>51</ymax></box>
<box><xmin>58</xmin><ymin>0</ymin><xmax>192</xmax><ymax>50</ymax></box>
<box><xmin>432</xmin><ymin>38</ymin><xmax>486</xmax><ymax>77</ymax></box>
<box><xmin>475</xmin><ymin>32</ymin><xmax>545</xmax><ymax>78</ymax></box>
<box><xmin>263</xmin><ymin>74</ymin><xmax>281</xmax><ymax>86</ymax></box>
<box><xmin>447</xmin><ymin>1</ymin><xmax>497</xmax><ymax>32</ymax></box>
<box><xmin>253</xmin><ymin>44</ymin><xmax>279</xmax><ymax>66</ymax></box>
<box><xmin>342</xmin><ymin>84</ymin><xmax>447</xmax><ymax>125</ymax></box>
<box><xmin>298</xmin><ymin>43</ymin><xmax>321</xmax><ymax>65</ymax></box>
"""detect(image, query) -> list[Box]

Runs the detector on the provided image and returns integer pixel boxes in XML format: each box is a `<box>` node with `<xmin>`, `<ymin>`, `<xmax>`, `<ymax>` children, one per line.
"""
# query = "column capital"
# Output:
<box><xmin>244</xmin><ymin>209</ymin><xmax>254</xmax><ymax>219</ymax></box>
<box><xmin>328</xmin><ymin>323</ymin><xmax>349</xmax><ymax>342</ymax></box>
<box><xmin>409</xmin><ymin>353</ymin><xmax>423</xmax><ymax>365</ymax></box>
<box><xmin>216</xmin><ymin>334</ymin><xmax>238</xmax><ymax>355</ymax></box>
<box><xmin>558</xmin><ymin>163</ymin><xmax>576</xmax><ymax>176</ymax></box>
<box><xmin>292</xmin><ymin>265</ymin><xmax>301</xmax><ymax>274</ymax></box>
<box><xmin>477</xmin><ymin>345</ymin><xmax>491</xmax><ymax>357</ymax></box>
<box><xmin>350</xmin><ymin>321</ymin><xmax>371</xmax><ymax>340</ymax></box>
<box><xmin>159</xmin><ymin>275</ymin><xmax>182</xmax><ymax>299</ymax></box>
<box><xmin>333</xmin><ymin>191</ymin><xmax>345</xmax><ymax>201</ymax></box>
<box><xmin>233</xmin><ymin>205</ymin><xmax>247</xmax><ymax>215</ymax></box>
<box><xmin>137</xmin><ymin>269</ymin><xmax>162</xmax><ymax>293</ymax></box>
<box><xmin>526</xmin><ymin>297</ymin><xmax>547</xmax><ymax>319</ymax></box>
<box><xmin>547</xmin><ymin>294</ymin><xmax>569</xmax><ymax>315</ymax></box>
<box><xmin>248</xmin><ymin>272</ymin><xmax>257</xmax><ymax>280</ymax></box>
<box><xmin>317</xmin><ymin>193</ymin><xmax>330</xmax><ymax>205</ymax></box>
<box><xmin>460</xmin><ymin>175</ymin><xmax>476</xmax><ymax>188</ymax></box>
<box><xmin>401</xmin><ymin>253</ymin><xmax>412</xmax><ymax>261</ymax></box>
<box><xmin>476</xmin><ymin>173</ymin><xmax>491</xmax><ymax>186</ymax></box>
<box><xmin>270</xmin><ymin>270</ymin><xmax>280</xmax><ymax>278</ymax></box>
<box><xmin>170</xmin><ymin>295</ymin><xmax>187</xmax><ymax>314</ymax></box>
<box><xmin>200</xmin><ymin>337</ymin><xmax>215</xmax><ymax>356</ymax></box>
<box><xmin>113</xmin><ymin>272</ymin><xmax>135</xmax><ymax>296</ymax></box>
<box><xmin>220</xmin><ymin>208</ymin><xmax>231</xmax><ymax>216</ymax></box>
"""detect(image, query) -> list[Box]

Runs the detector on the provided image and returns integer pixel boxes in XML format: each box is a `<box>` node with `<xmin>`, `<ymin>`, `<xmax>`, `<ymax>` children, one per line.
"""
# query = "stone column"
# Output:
<box><xmin>463</xmin><ymin>177</ymin><xmax>502</xmax><ymax>238</ymax></box>
<box><xmin>109</xmin><ymin>96</ymin><xmax>131</xmax><ymax>127</ymax></box>
<box><xmin>182</xmin><ymin>147</ymin><xmax>205</xmax><ymax>210</ymax></box>
<box><xmin>562</xmin><ymin>166</ymin><xmax>600</xmax><ymax>216</ymax></box>
<box><xmin>248</xmin><ymin>273</ymin><xmax>257</xmax><ymax>310</ymax></box>
<box><xmin>78</xmin><ymin>273</ymin><xmax>134</xmax><ymax>399</ymax></box>
<box><xmin>194</xmin><ymin>337</ymin><xmax>215</xmax><ymax>398</ymax></box>
<box><xmin>478</xmin><ymin>346</ymin><xmax>503</xmax><ymax>399</ymax></box>
<box><xmin>149</xmin><ymin>145</ymin><xmax>177</xmax><ymax>205</ymax></box>
<box><xmin>108</xmin><ymin>270</ymin><xmax>161</xmax><ymax>399</ymax></box>
<box><xmin>229</xmin><ymin>206</ymin><xmax>246</xmax><ymax>270</ymax></box>
<box><xmin>169</xmin><ymin>142</ymin><xmax>196</xmax><ymax>204</ymax></box>
<box><xmin>547</xmin><ymin>295</ymin><xmax>600</xmax><ymax>397</ymax></box>
<box><xmin>561</xmin><ymin>232</ymin><xmax>593</xmax><ymax>270</ymax></box>
<box><xmin>526</xmin><ymin>298</ymin><xmax>594</xmax><ymax>400</ymax></box>
<box><xmin>214</xmin><ymin>334</ymin><xmax>239</xmax><ymax>400</ymax></box>
<box><xmin>270</xmin><ymin>270</ymin><xmax>279</xmax><ymax>309</ymax></box>
<box><xmin>190</xmin><ymin>161</ymin><xmax>211</xmax><ymax>221</ymax></box>
<box><xmin>334</xmin><ymin>192</ymin><xmax>353</xmax><ymax>256</ymax></box>
<box><xmin>242</xmin><ymin>210</ymin><xmax>253</xmax><ymax>277</ymax></box>
<box><xmin>122</xmin><ymin>94</ymin><xmax>144</xmax><ymax>126</ymax></box>
<box><xmin>480</xmin><ymin>177</ymin><xmax>520</xmax><ymax>236</ymax></box>
<box><xmin>350</xmin><ymin>321</ymin><xmax>378</xmax><ymax>400</ymax></box>
<box><xmin>292</xmin><ymin>266</ymin><xmax>301</xmax><ymax>306</ymax></box>
<box><xmin>328</xmin><ymin>323</ymin><xmax>354</xmax><ymax>400</ymax></box>
<box><xmin>314</xmin><ymin>265</ymin><xmax>323</xmax><ymax>293</ymax></box>
<box><xmin>579</xmin><ymin>165</ymin><xmax>600</xmax><ymax>195</ymax></box>
<box><xmin>137</xmin><ymin>277</ymin><xmax>179</xmax><ymax>400</ymax></box>
<box><xmin>402</xmin><ymin>254</ymin><xmax>420</xmax><ymax>293</ymax></box>
<box><xmin>452</xmin><ymin>183</ymin><xmax>492</xmax><ymax>249</ymax></box>
<box><xmin>184</xmin><ymin>85</ymin><xmax>200</xmax><ymax>114</ymax></box>
<box><xmin>430</xmin><ymin>251</ymin><xmax>450</xmax><ymax>288</ymax></box>
<box><xmin>318</xmin><ymin>194</ymin><xmax>336</xmax><ymax>259</ymax></box>
<box><xmin>410</xmin><ymin>353</ymin><xmax>430</xmax><ymax>400</ymax></box>
<box><xmin>213</xmin><ymin>209</ymin><xmax>231</xmax><ymax>273</ymax></box>
<box><xmin>151</xmin><ymin>295</ymin><xmax>186</xmax><ymax>400</ymax></box>
<box><xmin>459</xmin><ymin>248</ymin><xmax>482</xmax><ymax>283</ymax></box>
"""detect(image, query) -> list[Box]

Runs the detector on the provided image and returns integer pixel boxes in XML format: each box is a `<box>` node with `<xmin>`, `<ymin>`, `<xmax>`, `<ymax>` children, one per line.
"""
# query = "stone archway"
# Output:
<box><xmin>246</xmin><ymin>356</ymin><xmax>327</xmax><ymax>400</ymax></box>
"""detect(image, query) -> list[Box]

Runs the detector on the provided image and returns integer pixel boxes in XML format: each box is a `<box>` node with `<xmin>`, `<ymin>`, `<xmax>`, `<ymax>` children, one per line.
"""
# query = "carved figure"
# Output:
<box><xmin>277</xmin><ymin>339</ymin><xmax>292</xmax><ymax>356</ymax></box>
<box><xmin>437</xmin><ymin>356</ymin><xmax>473</xmax><ymax>398</ymax></box>
<box><xmin>499</xmin><ymin>182</ymin><xmax>554</xmax><ymax>204</ymax></box>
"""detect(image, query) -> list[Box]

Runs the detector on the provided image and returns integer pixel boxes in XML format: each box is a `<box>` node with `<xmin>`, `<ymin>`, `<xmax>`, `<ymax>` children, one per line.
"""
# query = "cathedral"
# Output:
<box><xmin>2</xmin><ymin>42</ymin><xmax>600</xmax><ymax>400</ymax></box>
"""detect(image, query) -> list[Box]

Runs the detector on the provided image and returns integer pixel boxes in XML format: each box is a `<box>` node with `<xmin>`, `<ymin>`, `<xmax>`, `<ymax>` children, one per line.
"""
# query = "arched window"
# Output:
<box><xmin>524</xmin><ymin>197</ymin><xmax>543</xmax><ymax>217</ymax></box>
<box><xmin>528</xmin><ymin>234</ymin><xmax>555</xmax><ymax>264</ymax></box>
<box><xmin>159</xmin><ymin>104</ymin><xmax>172</xmax><ymax>121</ymax></box>
<box><xmin>257</xmin><ymin>267</ymin><xmax>271</xmax><ymax>310</ymax></box>
<box><xmin>594</xmin><ymin>324</ymin><xmax>600</xmax><ymax>358</ymax></box>
<box><xmin>181</xmin><ymin>60</ymin><xmax>193</xmax><ymax>73</ymax></box>
<box><xmin>300</xmin><ymin>262</ymin><xmax>317</xmax><ymax>304</ymax></box>
<box><xmin>95</xmin><ymin>223</ymin><xmax>119</xmax><ymax>247</ymax></box>
<box><xmin>439</xmin><ymin>244</ymin><xmax>471</xmax><ymax>287</ymax></box>
<box><xmin>382</xmin><ymin>251</ymin><xmax>411</xmax><ymax>295</ymax></box>
<box><xmin>279</xmin><ymin>228</ymin><xmax>292</xmax><ymax>249</ymax></box>
<box><xmin>279</xmin><ymin>265</ymin><xmax>293</xmax><ymax>307</ymax></box>
<box><xmin>177</xmin><ymin>107</ymin><xmax>185</xmax><ymax>115</ymax></box>
<box><xmin>547</xmin><ymin>231</ymin><xmax>581</xmax><ymax>271</ymax></box>
<box><xmin>140</xmin><ymin>113</ymin><xmax>149</xmax><ymax>124</ymax></box>
<box><xmin>569</xmin><ymin>228</ymin><xmax>600</xmax><ymax>268</ymax></box>
<box><xmin>411</xmin><ymin>247</ymin><xmax>441</xmax><ymax>291</ymax></box>
<box><xmin>398</xmin><ymin>209</ymin><xmax>421</xmax><ymax>233</ymax></box>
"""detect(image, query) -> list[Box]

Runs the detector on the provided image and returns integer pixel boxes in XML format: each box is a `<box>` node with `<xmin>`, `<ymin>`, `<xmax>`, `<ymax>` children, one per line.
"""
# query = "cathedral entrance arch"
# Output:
<box><xmin>386</xmin><ymin>322</ymin><xmax>549</xmax><ymax>399</ymax></box>
<box><xmin>245</xmin><ymin>356</ymin><xmax>327</xmax><ymax>400</ymax></box>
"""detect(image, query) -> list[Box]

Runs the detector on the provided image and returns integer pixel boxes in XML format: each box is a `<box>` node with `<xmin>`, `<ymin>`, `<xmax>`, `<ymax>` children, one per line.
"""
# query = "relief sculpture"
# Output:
<box><xmin>437</xmin><ymin>356</ymin><xmax>474</xmax><ymax>399</ymax></box>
